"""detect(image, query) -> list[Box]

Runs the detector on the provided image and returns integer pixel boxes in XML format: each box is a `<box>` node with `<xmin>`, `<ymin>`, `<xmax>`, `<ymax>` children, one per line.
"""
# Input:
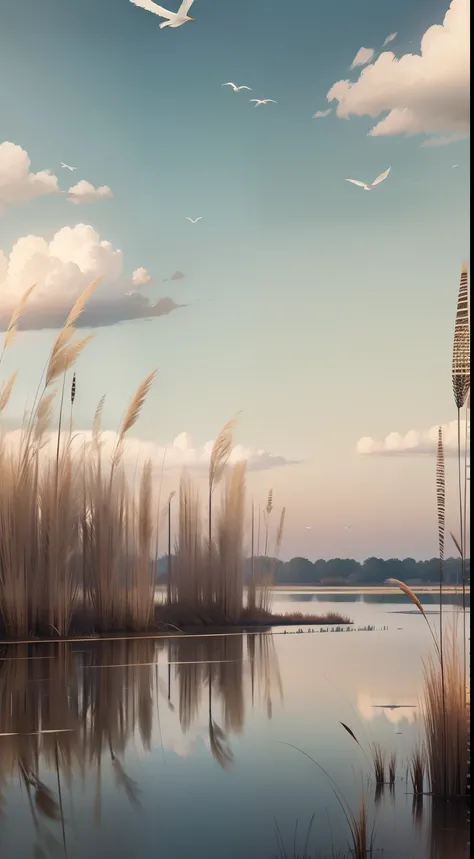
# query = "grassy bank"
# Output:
<box><xmin>0</xmin><ymin>605</ymin><xmax>352</xmax><ymax>641</ymax></box>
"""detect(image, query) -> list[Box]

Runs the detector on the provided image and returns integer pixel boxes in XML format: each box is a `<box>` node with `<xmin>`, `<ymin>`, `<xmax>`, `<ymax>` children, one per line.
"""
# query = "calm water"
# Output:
<box><xmin>0</xmin><ymin>591</ymin><xmax>469</xmax><ymax>859</ymax></box>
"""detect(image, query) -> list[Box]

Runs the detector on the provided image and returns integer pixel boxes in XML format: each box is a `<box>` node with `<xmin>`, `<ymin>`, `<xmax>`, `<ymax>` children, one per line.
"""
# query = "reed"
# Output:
<box><xmin>451</xmin><ymin>261</ymin><xmax>470</xmax><ymax>708</ymax></box>
<box><xmin>1</xmin><ymin>286</ymin><xmax>285</xmax><ymax>637</ymax></box>
<box><xmin>370</xmin><ymin>743</ymin><xmax>385</xmax><ymax>785</ymax></box>
<box><xmin>410</xmin><ymin>745</ymin><xmax>426</xmax><ymax>794</ymax></box>
<box><xmin>386</xmin><ymin>262</ymin><xmax>470</xmax><ymax>797</ymax></box>
<box><xmin>388</xmin><ymin>752</ymin><xmax>397</xmax><ymax>786</ymax></box>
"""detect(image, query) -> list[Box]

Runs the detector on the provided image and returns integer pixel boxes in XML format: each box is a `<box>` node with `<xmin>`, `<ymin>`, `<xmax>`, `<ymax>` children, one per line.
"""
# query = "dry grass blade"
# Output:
<box><xmin>117</xmin><ymin>371</ymin><xmax>156</xmax><ymax>443</ymax></box>
<box><xmin>209</xmin><ymin>419</ymin><xmax>235</xmax><ymax>490</ymax></box>
<box><xmin>34</xmin><ymin>390</ymin><xmax>57</xmax><ymax>441</ymax></box>
<box><xmin>275</xmin><ymin>507</ymin><xmax>286</xmax><ymax>556</ymax></box>
<box><xmin>45</xmin><ymin>335</ymin><xmax>94</xmax><ymax>387</ymax></box>
<box><xmin>92</xmin><ymin>394</ymin><xmax>106</xmax><ymax>445</ymax></box>
<box><xmin>410</xmin><ymin>746</ymin><xmax>426</xmax><ymax>794</ymax></box>
<box><xmin>452</xmin><ymin>261</ymin><xmax>470</xmax><ymax>410</ymax></box>
<box><xmin>389</xmin><ymin>752</ymin><xmax>397</xmax><ymax>785</ymax></box>
<box><xmin>2</xmin><ymin>284</ymin><xmax>37</xmax><ymax>353</ymax></box>
<box><xmin>449</xmin><ymin>531</ymin><xmax>463</xmax><ymax>557</ymax></box>
<box><xmin>386</xmin><ymin>577</ymin><xmax>440</xmax><ymax>659</ymax></box>
<box><xmin>436</xmin><ymin>427</ymin><xmax>446</xmax><ymax>578</ymax></box>
<box><xmin>340</xmin><ymin>721</ymin><xmax>364</xmax><ymax>751</ymax></box>
<box><xmin>63</xmin><ymin>277</ymin><xmax>101</xmax><ymax>330</ymax></box>
<box><xmin>0</xmin><ymin>371</ymin><xmax>17</xmax><ymax>413</ymax></box>
<box><xmin>371</xmin><ymin>742</ymin><xmax>385</xmax><ymax>784</ymax></box>
<box><xmin>385</xmin><ymin>578</ymin><xmax>425</xmax><ymax>616</ymax></box>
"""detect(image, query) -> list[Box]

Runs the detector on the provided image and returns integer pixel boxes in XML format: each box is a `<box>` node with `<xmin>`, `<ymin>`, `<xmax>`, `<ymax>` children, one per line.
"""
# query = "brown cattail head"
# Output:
<box><xmin>71</xmin><ymin>373</ymin><xmax>76</xmax><ymax>406</ymax></box>
<box><xmin>452</xmin><ymin>261</ymin><xmax>470</xmax><ymax>409</ymax></box>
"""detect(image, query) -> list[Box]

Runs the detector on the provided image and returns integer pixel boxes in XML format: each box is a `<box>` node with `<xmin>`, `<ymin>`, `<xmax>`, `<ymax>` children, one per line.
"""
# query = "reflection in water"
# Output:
<box><xmin>0</xmin><ymin>633</ymin><xmax>282</xmax><ymax>850</ymax></box>
<box><xmin>0</xmin><ymin>626</ymin><xmax>469</xmax><ymax>859</ymax></box>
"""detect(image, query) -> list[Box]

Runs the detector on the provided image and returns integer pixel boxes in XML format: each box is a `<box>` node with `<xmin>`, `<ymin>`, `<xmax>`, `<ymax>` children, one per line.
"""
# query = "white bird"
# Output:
<box><xmin>61</xmin><ymin>162</ymin><xmax>77</xmax><ymax>171</ymax></box>
<box><xmin>130</xmin><ymin>0</ymin><xmax>196</xmax><ymax>28</ymax></box>
<box><xmin>222</xmin><ymin>82</ymin><xmax>251</xmax><ymax>92</ymax></box>
<box><xmin>452</xmin><ymin>164</ymin><xmax>459</xmax><ymax>168</ymax></box>
<box><xmin>344</xmin><ymin>525</ymin><xmax>352</xmax><ymax>531</ymax></box>
<box><xmin>304</xmin><ymin>526</ymin><xmax>313</xmax><ymax>530</ymax></box>
<box><xmin>186</xmin><ymin>216</ymin><xmax>202</xmax><ymax>223</ymax></box>
<box><xmin>345</xmin><ymin>168</ymin><xmax>391</xmax><ymax>191</ymax></box>
<box><xmin>250</xmin><ymin>98</ymin><xmax>277</xmax><ymax>107</ymax></box>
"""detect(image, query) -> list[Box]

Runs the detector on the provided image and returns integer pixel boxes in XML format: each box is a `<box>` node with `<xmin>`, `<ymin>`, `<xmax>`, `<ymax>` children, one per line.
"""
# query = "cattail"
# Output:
<box><xmin>71</xmin><ymin>373</ymin><xmax>76</xmax><ymax>406</ymax></box>
<box><xmin>452</xmin><ymin>262</ymin><xmax>470</xmax><ymax>410</ymax></box>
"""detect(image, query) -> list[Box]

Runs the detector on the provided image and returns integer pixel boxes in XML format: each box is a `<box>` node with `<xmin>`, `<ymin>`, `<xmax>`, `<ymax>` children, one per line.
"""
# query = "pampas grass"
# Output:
<box><xmin>0</xmin><ymin>286</ymin><xmax>270</xmax><ymax>638</ymax></box>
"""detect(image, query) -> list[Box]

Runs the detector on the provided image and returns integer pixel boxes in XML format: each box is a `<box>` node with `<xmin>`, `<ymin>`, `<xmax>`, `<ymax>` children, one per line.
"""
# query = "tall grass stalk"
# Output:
<box><xmin>0</xmin><ymin>288</ymin><xmax>258</xmax><ymax>637</ymax></box>
<box><xmin>451</xmin><ymin>261</ymin><xmax>470</xmax><ymax>708</ymax></box>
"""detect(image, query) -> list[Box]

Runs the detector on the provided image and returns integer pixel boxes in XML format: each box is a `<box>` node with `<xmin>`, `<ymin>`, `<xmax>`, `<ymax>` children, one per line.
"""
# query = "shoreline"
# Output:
<box><xmin>0</xmin><ymin>611</ymin><xmax>352</xmax><ymax>645</ymax></box>
<box><xmin>270</xmin><ymin>585</ymin><xmax>470</xmax><ymax>594</ymax></box>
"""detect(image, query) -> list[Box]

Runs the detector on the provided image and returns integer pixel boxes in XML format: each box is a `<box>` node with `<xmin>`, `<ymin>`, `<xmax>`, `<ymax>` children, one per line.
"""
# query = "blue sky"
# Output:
<box><xmin>0</xmin><ymin>0</ymin><xmax>470</xmax><ymax>559</ymax></box>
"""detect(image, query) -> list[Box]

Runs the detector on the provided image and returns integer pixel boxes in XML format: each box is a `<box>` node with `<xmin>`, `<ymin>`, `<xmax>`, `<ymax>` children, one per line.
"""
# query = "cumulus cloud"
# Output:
<box><xmin>312</xmin><ymin>109</ymin><xmax>332</xmax><ymax>118</ymax></box>
<box><xmin>0</xmin><ymin>224</ymin><xmax>185</xmax><ymax>331</ymax></box>
<box><xmin>327</xmin><ymin>0</ymin><xmax>469</xmax><ymax>143</ymax></box>
<box><xmin>0</xmin><ymin>141</ymin><xmax>59</xmax><ymax>212</ymax></box>
<box><xmin>356</xmin><ymin>420</ymin><xmax>470</xmax><ymax>457</ymax></box>
<box><xmin>382</xmin><ymin>32</ymin><xmax>398</xmax><ymax>47</ymax></box>
<box><xmin>350</xmin><ymin>47</ymin><xmax>375</xmax><ymax>68</ymax></box>
<box><xmin>67</xmin><ymin>180</ymin><xmax>113</xmax><ymax>204</ymax></box>
<box><xmin>0</xmin><ymin>429</ymin><xmax>297</xmax><ymax>475</ymax></box>
<box><xmin>132</xmin><ymin>266</ymin><xmax>152</xmax><ymax>287</ymax></box>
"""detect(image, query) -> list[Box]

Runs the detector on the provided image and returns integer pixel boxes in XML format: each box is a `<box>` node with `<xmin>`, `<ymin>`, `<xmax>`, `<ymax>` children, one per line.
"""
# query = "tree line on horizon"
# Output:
<box><xmin>157</xmin><ymin>555</ymin><xmax>470</xmax><ymax>586</ymax></box>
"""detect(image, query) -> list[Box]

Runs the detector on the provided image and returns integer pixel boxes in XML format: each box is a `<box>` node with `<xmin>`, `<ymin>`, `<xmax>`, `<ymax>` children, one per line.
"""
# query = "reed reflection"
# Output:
<box><xmin>0</xmin><ymin>633</ymin><xmax>282</xmax><ymax>839</ymax></box>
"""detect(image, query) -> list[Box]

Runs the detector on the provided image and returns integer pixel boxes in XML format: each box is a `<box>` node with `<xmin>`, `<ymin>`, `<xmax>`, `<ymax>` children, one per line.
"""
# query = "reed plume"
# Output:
<box><xmin>0</xmin><ymin>284</ymin><xmax>36</xmax><ymax>362</ymax></box>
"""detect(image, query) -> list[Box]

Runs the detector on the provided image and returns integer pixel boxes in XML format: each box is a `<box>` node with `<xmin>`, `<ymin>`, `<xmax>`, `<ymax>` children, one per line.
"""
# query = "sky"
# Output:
<box><xmin>0</xmin><ymin>0</ymin><xmax>470</xmax><ymax>560</ymax></box>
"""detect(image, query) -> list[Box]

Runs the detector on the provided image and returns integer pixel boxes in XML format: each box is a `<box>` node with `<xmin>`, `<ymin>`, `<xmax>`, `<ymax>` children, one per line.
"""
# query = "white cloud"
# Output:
<box><xmin>312</xmin><ymin>109</ymin><xmax>332</xmax><ymax>118</ymax></box>
<box><xmin>356</xmin><ymin>419</ymin><xmax>470</xmax><ymax>457</ymax></box>
<box><xmin>0</xmin><ymin>224</ymin><xmax>184</xmax><ymax>330</ymax></box>
<box><xmin>68</xmin><ymin>180</ymin><xmax>113</xmax><ymax>204</ymax></box>
<box><xmin>350</xmin><ymin>47</ymin><xmax>375</xmax><ymax>68</ymax></box>
<box><xmin>0</xmin><ymin>141</ymin><xmax>59</xmax><ymax>212</ymax></box>
<box><xmin>0</xmin><ymin>429</ymin><xmax>296</xmax><ymax>475</ymax></box>
<box><xmin>382</xmin><ymin>32</ymin><xmax>398</xmax><ymax>47</ymax></box>
<box><xmin>327</xmin><ymin>0</ymin><xmax>469</xmax><ymax>143</ymax></box>
<box><xmin>132</xmin><ymin>266</ymin><xmax>152</xmax><ymax>287</ymax></box>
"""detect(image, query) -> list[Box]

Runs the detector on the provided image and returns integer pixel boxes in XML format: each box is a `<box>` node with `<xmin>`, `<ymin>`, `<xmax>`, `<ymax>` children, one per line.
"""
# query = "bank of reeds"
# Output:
<box><xmin>0</xmin><ymin>282</ymin><xmax>297</xmax><ymax>639</ymax></box>
<box><xmin>386</xmin><ymin>262</ymin><xmax>470</xmax><ymax>799</ymax></box>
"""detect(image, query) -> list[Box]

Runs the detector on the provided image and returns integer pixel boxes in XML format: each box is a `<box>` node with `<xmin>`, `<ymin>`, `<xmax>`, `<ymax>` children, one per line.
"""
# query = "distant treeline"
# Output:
<box><xmin>157</xmin><ymin>555</ymin><xmax>470</xmax><ymax>586</ymax></box>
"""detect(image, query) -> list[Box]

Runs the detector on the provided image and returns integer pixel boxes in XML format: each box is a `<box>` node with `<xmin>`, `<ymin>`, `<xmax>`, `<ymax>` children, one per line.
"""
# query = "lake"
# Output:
<box><xmin>0</xmin><ymin>589</ymin><xmax>470</xmax><ymax>859</ymax></box>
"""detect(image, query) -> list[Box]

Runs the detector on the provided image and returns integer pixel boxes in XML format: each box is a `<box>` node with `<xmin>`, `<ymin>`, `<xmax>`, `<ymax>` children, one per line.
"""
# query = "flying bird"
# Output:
<box><xmin>130</xmin><ymin>0</ymin><xmax>195</xmax><ymax>28</ymax></box>
<box><xmin>250</xmin><ymin>99</ymin><xmax>277</xmax><ymax>107</ymax></box>
<box><xmin>61</xmin><ymin>162</ymin><xmax>77</xmax><ymax>171</ymax></box>
<box><xmin>222</xmin><ymin>82</ymin><xmax>251</xmax><ymax>92</ymax></box>
<box><xmin>345</xmin><ymin>168</ymin><xmax>391</xmax><ymax>191</ymax></box>
<box><xmin>304</xmin><ymin>526</ymin><xmax>313</xmax><ymax>530</ymax></box>
<box><xmin>186</xmin><ymin>216</ymin><xmax>202</xmax><ymax>223</ymax></box>
<box><xmin>343</xmin><ymin>525</ymin><xmax>352</xmax><ymax>531</ymax></box>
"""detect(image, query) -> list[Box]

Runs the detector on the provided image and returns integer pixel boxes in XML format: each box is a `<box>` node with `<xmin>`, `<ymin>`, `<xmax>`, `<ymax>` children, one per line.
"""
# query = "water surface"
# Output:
<box><xmin>0</xmin><ymin>590</ymin><xmax>469</xmax><ymax>859</ymax></box>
